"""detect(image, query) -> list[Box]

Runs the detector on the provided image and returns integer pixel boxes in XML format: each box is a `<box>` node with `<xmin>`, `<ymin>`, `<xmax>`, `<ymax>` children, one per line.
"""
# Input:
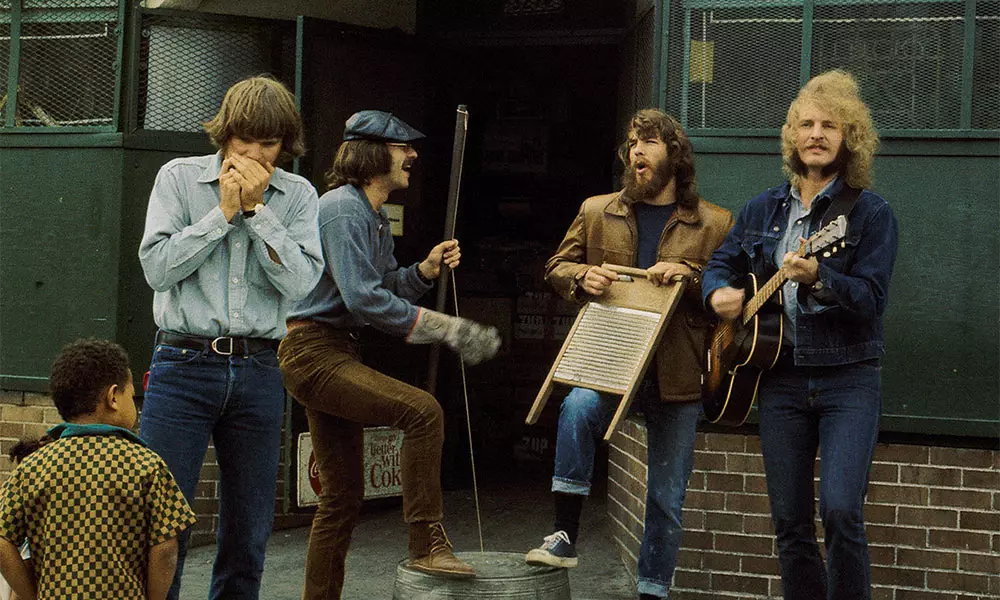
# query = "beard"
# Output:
<box><xmin>821</xmin><ymin>143</ymin><xmax>849</xmax><ymax>179</ymax></box>
<box><xmin>621</xmin><ymin>157</ymin><xmax>673</xmax><ymax>202</ymax></box>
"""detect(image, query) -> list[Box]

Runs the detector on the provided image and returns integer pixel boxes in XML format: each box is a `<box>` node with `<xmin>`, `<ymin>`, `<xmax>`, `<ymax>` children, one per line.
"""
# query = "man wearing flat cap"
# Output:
<box><xmin>279</xmin><ymin>110</ymin><xmax>501</xmax><ymax>597</ymax></box>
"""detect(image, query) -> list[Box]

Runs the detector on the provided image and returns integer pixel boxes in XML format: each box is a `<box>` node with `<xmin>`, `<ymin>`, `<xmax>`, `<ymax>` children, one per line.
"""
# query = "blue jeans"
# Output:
<box><xmin>552</xmin><ymin>380</ymin><xmax>701</xmax><ymax>599</ymax></box>
<box><xmin>139</xmin><ymin>340</ymin><xmax>286</xmax><ymax>600</ymax></box>
<box><xmin>758</xmin><ymin>360</ymin><xmax>881</xmax><ymax>600</ymax></box>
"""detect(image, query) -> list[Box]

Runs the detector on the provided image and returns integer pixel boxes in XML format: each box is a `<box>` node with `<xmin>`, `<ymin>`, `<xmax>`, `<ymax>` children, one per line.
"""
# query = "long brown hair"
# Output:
<box><xmin>617</xmin><ymin>109</ymin><xmax>699</xmax><ymax>208</ymax></box>
<box><xmin>324</xmin><ymin>140</ymin><xmax>391</xmax><ymax>190</ymax></box>
<box><xmin>203</xmin><ymin>75</ymin><xmax>305</xmax><ymax>163</ymax></box>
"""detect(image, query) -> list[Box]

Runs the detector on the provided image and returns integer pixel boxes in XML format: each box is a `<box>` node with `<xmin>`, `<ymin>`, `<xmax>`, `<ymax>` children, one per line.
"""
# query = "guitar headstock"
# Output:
<box><xmin>801</xmin><ymin>215</ymin><xmax>848</xmax><ymax>258</ymax></box>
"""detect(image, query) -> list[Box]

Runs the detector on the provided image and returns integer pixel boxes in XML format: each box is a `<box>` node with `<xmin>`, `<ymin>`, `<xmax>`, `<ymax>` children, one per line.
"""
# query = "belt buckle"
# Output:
<box><xmin>211</xmin><ymin>337</ymin><xmax>234</xmax><ymax>356</ymax></box>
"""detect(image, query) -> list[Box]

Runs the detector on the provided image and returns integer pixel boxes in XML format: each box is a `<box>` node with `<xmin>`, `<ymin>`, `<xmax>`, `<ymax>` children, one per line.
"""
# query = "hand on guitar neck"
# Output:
<box><xmin>780</xmin><ymin>242</ymin><xmax>820</xmax><ymax>287</ymax></box>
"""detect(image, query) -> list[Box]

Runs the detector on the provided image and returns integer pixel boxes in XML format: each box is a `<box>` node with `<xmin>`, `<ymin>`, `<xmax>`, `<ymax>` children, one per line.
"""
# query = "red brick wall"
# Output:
<box><xmin>0</xmin><ymin>391</ymin><xmax>311</xmax><ymax>548</ymax></box>
<box><xmin>608</xmin><ymin>417</ymin><xmax>1000</xmax><ymax>600</ymax></box>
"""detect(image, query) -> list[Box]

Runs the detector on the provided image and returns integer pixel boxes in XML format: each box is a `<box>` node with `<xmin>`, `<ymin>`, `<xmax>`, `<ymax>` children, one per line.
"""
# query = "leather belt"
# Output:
<box><xmin>155</xmin><ymin>331</ymin><xmax>279</xmax><ymax>356</ymax></box>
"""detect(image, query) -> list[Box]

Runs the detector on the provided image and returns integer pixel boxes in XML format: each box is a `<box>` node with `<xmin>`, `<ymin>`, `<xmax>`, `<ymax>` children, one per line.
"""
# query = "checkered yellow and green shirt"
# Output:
<box><xmin>0</xmin><ymin>426</ymin><xmax>196</xmax><ymax>599</ymax></box>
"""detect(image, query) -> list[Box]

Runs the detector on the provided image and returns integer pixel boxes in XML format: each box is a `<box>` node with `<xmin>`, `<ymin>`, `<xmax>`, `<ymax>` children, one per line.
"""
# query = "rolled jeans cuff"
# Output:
<box><xmin>637</xmin><ymin>577</ymin><xmax>671</xmax><ymax>598</ymax></box>
<box><xmin>552</xmin><ymin>477</ymin><xmax>591</xmax><ymax>495</ymax></box>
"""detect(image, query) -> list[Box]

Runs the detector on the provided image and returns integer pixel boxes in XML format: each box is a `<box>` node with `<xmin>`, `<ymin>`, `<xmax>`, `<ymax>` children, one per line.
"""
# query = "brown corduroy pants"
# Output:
<box><xmin>278</xmin><ymin>321</ymin><xmax>445</xmax><ymax>600</ymax></box>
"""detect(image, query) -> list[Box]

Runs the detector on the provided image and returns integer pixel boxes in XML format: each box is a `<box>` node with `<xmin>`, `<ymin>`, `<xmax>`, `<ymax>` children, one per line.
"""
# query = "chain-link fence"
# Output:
<box><xmin>136</xmin><ymin>12</ymin><xmax>295</xmax><ymax>133</ymax></box>
<box><xmin>686</xmin><ymin>2</ymin><xmax>803</xmax><ymax>129</ymax></box>
<box><xmin>662</xmin><ymin>0</ymin><xmax>998</xmax><ymax>133</ymax></box>
<box><xmin>2</xmin><ymin>0</ymin><xmax>119</xmax><ymax>128</ymax></box>
<box><xmin>0</xmin><ymin>1</ymin><xmax>10</xmax><ymax>125</ymax></box>
<box><xmin>0</xmin><ymin>2</ymin><xmax>295</xmax><ymax>132</ymax></box>
<box><xmin>812</xmin><ymin>0</ymin><xmax>965</xmax><ymax>130</ymax></box>
<box><xmin>973</xmin><ymin>0</ymin><xmax>999</xmax><ymax>129</ymax></box>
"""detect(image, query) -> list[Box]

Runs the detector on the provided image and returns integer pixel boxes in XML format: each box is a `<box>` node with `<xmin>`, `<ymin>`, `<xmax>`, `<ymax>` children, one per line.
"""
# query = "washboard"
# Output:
<box><xmin>525</xmin><ymin>264</ymin><xmax>687</xmax><ymax>441</ymax></box>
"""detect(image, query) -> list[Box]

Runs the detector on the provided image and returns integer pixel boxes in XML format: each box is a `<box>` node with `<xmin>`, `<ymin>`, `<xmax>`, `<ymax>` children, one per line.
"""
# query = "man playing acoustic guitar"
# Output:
<box><xmin>702</xmin><ymin>70</ymin><xmax>899</xmax><ymax>600</ymax></box>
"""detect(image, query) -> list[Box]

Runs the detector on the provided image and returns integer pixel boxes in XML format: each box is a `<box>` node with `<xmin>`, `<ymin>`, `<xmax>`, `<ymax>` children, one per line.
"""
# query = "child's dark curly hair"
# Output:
<box><xmin>9</xmin><ymin>435</ymin><xmax>54</xmax><ymax>464</ymax></box>
<box><xmin>49</xmin><ymin>338</ymin><xmax>130</xmax><ymax>421</ymax></box>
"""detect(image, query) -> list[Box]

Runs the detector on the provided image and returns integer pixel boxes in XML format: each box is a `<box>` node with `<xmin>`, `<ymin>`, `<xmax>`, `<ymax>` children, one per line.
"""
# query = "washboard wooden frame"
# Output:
<box><xmin>525</xmin><ymin>264</ymin><xmax>688</xmax><ymax>441</ymax></box>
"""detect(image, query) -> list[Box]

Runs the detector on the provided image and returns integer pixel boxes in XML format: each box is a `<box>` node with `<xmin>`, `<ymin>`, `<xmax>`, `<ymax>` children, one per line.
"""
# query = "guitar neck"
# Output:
<box><xmin>732</xmin><ymin>215</ymin><xmax>847</xmax><ymax>328</ymax></box>
<box><xmin>741</xmin><ymin>269</ymin><xmax>787</xmax><ymax>326</ymax></box>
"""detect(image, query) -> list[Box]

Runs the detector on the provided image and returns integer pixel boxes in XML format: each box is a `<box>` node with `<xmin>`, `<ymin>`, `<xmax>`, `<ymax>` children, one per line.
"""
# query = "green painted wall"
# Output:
<box><xmin>0</xmin><ymin>134</ymin><xmax>210</xmax><ymax>391</ymax></box>
<box><xmin>0</xmin><ymin>145</ymin><xmax>124</xmax><ymax>391</ymax></box>
<box><xmin>694</xmin><ymin>139</ymin><xmax>1000</xmax><ymax>438</ymax></box>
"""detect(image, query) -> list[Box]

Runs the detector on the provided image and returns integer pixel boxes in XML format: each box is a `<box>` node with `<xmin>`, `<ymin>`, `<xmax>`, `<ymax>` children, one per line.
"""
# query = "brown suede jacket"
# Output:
<box><xmin>545</xmin><ymin>192</ymin><xmax>735</xmax><ymax>402</ymax></box>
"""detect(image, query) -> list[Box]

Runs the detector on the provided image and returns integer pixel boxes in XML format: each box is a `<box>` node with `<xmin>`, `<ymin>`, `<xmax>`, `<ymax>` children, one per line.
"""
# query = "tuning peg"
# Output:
<box><xmin>823</xmin><ymin>251</ymin><xmax>831</xmax><ymax>258</ymax></box>
<box><xmin>831</xmin><ymin>247</ymin><xmax>838</xmax><ymax>254</ymax></box>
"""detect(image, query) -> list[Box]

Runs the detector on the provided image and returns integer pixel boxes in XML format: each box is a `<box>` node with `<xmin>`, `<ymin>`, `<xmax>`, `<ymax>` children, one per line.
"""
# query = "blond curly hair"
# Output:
<box><xmin>781</xmin><ymin>70</ymin><xmax>878</xmax><ymax>190</ymax></box>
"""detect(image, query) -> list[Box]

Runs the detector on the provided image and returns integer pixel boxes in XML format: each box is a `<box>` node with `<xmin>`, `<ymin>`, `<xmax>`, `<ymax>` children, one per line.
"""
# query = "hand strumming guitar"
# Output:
<box><xmin>709</xmin><ymin>286</ymin><xmax>745</xmax><ymax>321</ymax></box>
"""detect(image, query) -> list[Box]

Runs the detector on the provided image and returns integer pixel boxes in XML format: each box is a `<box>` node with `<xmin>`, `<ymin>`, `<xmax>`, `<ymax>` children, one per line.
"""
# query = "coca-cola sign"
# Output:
<box><xmin>297</xmin><ymin>427</ymin><xmax>404</xmax><ymax>508</ymax></box>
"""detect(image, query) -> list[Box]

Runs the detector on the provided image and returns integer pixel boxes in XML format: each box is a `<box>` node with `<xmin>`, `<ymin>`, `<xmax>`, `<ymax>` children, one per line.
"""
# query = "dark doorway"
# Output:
<box><xmin>294</xmin><ymin>15</ymin><xmax>622</xmax><ymax>486</ymax></box>
<box><xmin>422</xmin><ymin>40</ymin><xmax>621</xmax><ymax>485</ymax></box>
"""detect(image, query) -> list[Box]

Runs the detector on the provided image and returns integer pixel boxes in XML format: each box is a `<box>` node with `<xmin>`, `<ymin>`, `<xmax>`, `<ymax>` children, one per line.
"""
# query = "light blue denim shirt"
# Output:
<box><xmin>287</xmin><ymin>184</ymin><xmax>432</xmax><ymax>336</ymax></box>
<box><xmin>775</xmin><ymin>177</ymin><xmax>837</xmax><ymax>341</ymax></box>
<box><xmin>139</xmin><ymin>153</ymin><xmax>324</xmax><ymax>340</ymax></box>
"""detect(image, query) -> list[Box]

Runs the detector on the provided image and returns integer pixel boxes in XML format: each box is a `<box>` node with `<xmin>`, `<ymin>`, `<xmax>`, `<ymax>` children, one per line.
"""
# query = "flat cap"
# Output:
<box><xmin>343</xmin><ymin>110</ymin><xmax>426</xmax><ymax>142</ymax></box>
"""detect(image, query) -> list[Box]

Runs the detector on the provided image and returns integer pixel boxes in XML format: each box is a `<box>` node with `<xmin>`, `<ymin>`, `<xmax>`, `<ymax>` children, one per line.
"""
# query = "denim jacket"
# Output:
<box><xmin>702</xmin><ymin>179</ymin><xmax>899</xmax><ymax>366</ymax></box>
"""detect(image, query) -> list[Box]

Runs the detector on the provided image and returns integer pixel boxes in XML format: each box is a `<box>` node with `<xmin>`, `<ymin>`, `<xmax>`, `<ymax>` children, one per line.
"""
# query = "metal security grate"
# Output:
<box><xmin>635</xmin><ymin>8</ymin><xmax>656</xmax><ymax>110</ymax></box>
<box><xmin>10</xmin><ymin>0</ymin><xmax>118</xmax><ymax>127</ymax></box>
<box><xmin>687</xmin><ymin>2</ymin><xmax>803</xmax><ymax>129</ymax></box>
<box><xmin>618</xmin><ymin>25</ymin><xmax>636</xmax><ymax>133</ymax></box>
<box><xmin>662</xmin><ymin>0</ymin><xmax>687</xmax><ymax>122</ymax></box>
<box><xmin>973</xmin><ymin>0</ymin><xmax>999</xmax><ymax>129</ymax></box>
<box><xmin>813</xmin><ymin>1</ymin><xmax>965</xmax><ymax>130</ymax></box>
<box><xmin>0</xmin><ymin>2</ymin><xmax>9</xmax><ymax>125</ymax></box>
<box><xmin>618</xmin><ymin>7</ymin><xmax>655</xmax><ymax>137</ymax></box>
<box><xmin>661</xmin><ymin>0</ymin><xmax>996</xmax><ymax>133</ymax></box>
<box><xmin>137</xmin><ymin>12</ymin><xmax>295</xmax><ymax>132</ymax></box>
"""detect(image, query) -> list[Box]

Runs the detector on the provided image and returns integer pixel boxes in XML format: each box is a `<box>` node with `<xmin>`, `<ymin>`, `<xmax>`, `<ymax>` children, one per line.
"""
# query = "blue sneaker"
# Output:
<box><xmin>524</xmin><ymin>530</ymin><xmax>578</xmax><ymax>568</ymax></box>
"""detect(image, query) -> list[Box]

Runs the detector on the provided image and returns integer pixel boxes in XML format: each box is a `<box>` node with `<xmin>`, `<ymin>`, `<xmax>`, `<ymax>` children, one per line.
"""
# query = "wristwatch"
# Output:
<box><xmin>244</xmin><ymin>203</ymin><xmax>264</xmax><ymax>218</ymax></box>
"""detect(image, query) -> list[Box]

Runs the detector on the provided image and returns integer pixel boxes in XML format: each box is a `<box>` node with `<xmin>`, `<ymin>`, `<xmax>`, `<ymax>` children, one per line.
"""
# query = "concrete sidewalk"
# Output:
<box><xmin>181</xmin><ymin>468</ymin><xmax>635</xmax><ymax>599</ymax></box>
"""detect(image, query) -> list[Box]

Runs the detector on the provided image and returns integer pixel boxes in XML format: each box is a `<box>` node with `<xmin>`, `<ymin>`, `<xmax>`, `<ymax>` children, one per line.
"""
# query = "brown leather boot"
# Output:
<box><xmin>407</xmin><ymin>521</ymin><xmax>476</xmax><ymax>578</ymax></box>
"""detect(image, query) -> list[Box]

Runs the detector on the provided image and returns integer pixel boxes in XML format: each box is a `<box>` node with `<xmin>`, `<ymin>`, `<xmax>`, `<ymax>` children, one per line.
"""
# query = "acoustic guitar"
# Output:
<box><xmin>703</xmin><ymin>216</ymin><xmax>848</xmax><ymax>426</ymax></box>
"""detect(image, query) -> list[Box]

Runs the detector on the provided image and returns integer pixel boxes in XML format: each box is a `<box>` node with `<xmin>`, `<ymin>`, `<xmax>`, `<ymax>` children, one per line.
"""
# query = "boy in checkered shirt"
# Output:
<box><xmin>0</xmin><ymin>339</ymin><xmax>196</xmax><ymax>600</ymax></box>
